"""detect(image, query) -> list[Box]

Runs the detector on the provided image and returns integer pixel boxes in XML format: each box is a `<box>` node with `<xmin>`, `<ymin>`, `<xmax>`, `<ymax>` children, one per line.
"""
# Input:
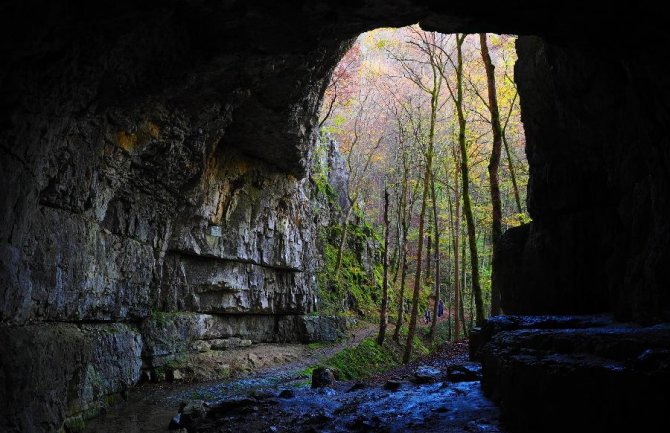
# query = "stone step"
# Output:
<box><xmin>477</xmin><ymin>317</ymin><xmax>670</xmax><ymax>432</ymax></box>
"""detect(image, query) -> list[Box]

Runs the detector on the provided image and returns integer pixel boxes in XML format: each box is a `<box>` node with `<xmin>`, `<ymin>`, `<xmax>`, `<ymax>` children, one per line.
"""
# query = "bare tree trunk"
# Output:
<box><xmin>393</xmin><ymin>236</ymin><xmax>408</xmax><ymax>342</ymax></box>
<box><xmin>502</xmin><ymin>90</ymin><xmax>522</xmax><ymax>214</ymax></box>
<box><xmin>454</xmin><ymin>34</ymin><xmax>485</xmax><ymax>327</ymax></box>
<box><xmin>403</xmin><ymin>72</ymin><xmax>440</xmax><ymax>362</ymax></box>
<box><xmin>480</xmin><ymin>33</ymin><xmax>503</xmax><ymax>317</ymax></box>
<box><xmin>452</xmin><ymin>158</ymin><xmax>462</xmax><ymax>340</ymax></box>
<box><xmin>446</xmin><ymin>239</ymin><xmax>453</xmax><ymax>341</ymax></box>
<box><xmin>393</xmin><ymin>161</ymin><xmax>411</xmax><ymax>342</ymax></box>
<box><xmin>429</xmin><ymin>170</ymin><xmax>441</xmax><ymax>341</ymax></box>
<box><xmin>377</xmin><ymin>187</ymin><xmax>390</xmax><ymax>345</ymax></box>
<box><xmin>403</xmin><ymin>167</ymin><xmax>430</xmax><ymax>363</ymax></box>
<box><xmin>460</xmin><ymin>221</ymin><xmax>469</xmax><ymax>338</ymax></box>
<box><xmin>426</xmin><ymin>222</ymin><xmax>432</xmax><ymax>287</ymax></box>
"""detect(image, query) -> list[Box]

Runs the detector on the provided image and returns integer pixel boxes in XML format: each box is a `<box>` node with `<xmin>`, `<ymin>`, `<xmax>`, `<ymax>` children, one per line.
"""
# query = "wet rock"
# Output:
<box><xmin>470</xmin><ymin>314</ymin><xmax>613</xmax><ymax>360</ymax></box>
<box><xmin>175</xmin><ymin>400</ymin><xmax>207</xmax><ymax>430</ymax></box>
<box><xmin>303</xmin><ymin>413</ymin><xmax>333</xmax><ymax>426</ymax></box>
<box><xmin>631</xmin><ymin>348</ymin><xmax>670</xmax><ymax>370</ymax></box>
<box><xmin>347</xmin><ymin>416</ymin><xmax>381</xmax><ymax>431</ymax></box>
<box><xmin>384</xmin><ymin>379</ymin><xmax>403</xmax><ymax>391</ymax></box>
<box><xmin>311</xmin><ymin>367</ymin><xmax>336</xmax><ymax>388</ymax></box>
<box><xmin>480</xmin><ymin>322</ymin><xmax>670</xmax><ymax>432</ymax></box>
<box><xmin>347</xmin><ymin>382</ymin><xmax>366</xmax><ymax>392</ymax></box>
<box><xmin>447</xmin><ymin>364</ymin><xmax>482</xmax><ymax>383</ymax></box>
<box><xmin>0</xmin><ymin>323</ymin><xmax>142</xmax><ymax>432</ymax></box>
<box><xmin>413</xmin><ymin>366</ymin><xmax>440</xmax><ymax>384</ymax></box>
<box><xmin>169</xmin><ymin>404</ymin><xmax>185</xmax><ymax>431</ymax></box>
<box><xmin>278</xmin><ymin>389</ymin><xmax>295</xmax><ymax>399</ymax></box>
<box><xmin>240</xmin><ymin>339</ymin><xmax>253</xmax><ymax>347</ymax></box>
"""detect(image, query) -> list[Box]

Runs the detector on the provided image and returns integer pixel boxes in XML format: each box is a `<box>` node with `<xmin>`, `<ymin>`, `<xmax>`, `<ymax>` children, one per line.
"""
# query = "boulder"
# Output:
<box><xmin>446</xmin><ymin>364</ymin><xmax>482</xmax><ymax>383</ymax></box>
<box><xmin>278</xmin><ymin>389</ymin><xmax>295</xmax><ymax>399</ymax></box>
<box><xmin>413</xmin><ymin>366</ymin><xmax>440</xmax><ymax>384</ymax></box>
<box><xmin>311</xmin><ymin>367</ymin><xmax>336</xmax><ymax>388</ymax></box>
<box><xmin>383</xmin><ymin>380</ymin><xmax>403</xmax><ymax>391</ymax></box>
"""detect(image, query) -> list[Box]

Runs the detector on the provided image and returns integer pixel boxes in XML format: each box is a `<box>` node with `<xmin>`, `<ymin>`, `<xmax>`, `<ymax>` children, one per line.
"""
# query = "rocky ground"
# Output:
<box><xmin>83</xmin><ymin>320</ymin><xmax>505</xmax><ymax>433</ymax></box>
<box><xmin>82</xmin><ymin>324</ymin><xmax>377</xmax><ymax>433</ymax></box>
<box><xmin>179</xmin><ymin>340</ymin><xmax>502</xmax><ymax>433</ymax></box>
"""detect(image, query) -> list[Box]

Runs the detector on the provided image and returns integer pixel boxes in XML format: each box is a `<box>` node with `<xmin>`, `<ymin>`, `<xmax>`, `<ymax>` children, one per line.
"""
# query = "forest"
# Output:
<box><xmin>314</xmin><ymin>28</ymin><xmax>529</xmax><ymax>361</ymax></box>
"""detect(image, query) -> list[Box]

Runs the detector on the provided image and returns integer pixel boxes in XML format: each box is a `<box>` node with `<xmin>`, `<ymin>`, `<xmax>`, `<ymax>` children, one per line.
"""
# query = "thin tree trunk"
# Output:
<box><xmin>393</xmin><ymin>236</ymin><xmax>408</xmax><ymax>342</ymax></box>
<box><xmin>429</xmin><ymin>170</ymin><xmax>441</xmax><ymax>341</ymax></box>
<box><xmin>452</xmin><ymin>157</ymin><xmax>462</xmax><ymax>340</ymax></box>
<box><xmin>454</xmin><ymin>34</ymin><xmax>485</xmax><ymax>327</ymax></box>
<box><xmin>426</xmin><ymin>230</ymin><xmax>432</xmax><ymax>287</ymax></box>
<box><xmin>460</xmin><ymin>221</ymin><xmax>468</xmax><ymax>338</ymax></box>
<box><xmin>446</xmin><ymin>238</ymin><xmax>453</xmax><ymax>341</ymax></box>
<box><xmin>393</xmin><ymin>161</ymin><xmax>411</xmax><ymax>342</ymax></box>
<box><xmin>403</xmin><ymin>60</ymin><xmax>441</xmax><ymax>363</ymax></box>
<box><xmin>480</xmin><ymin>33</ymin><xmax>503</xmax><ymax>317</ymax></box>
<box><xmin>403</xmin><ymin>167</ymin><xmax>431</xmax><ymax>363</ymax></box>
<box><xmin>377</xmin><ymin>187</ymin><xmax>390</xmax><ymax>345</ymax></box>
<box><xmin>502</xmin><ymin>90</ymin><xmax>522</xmax><ymax>214</ymax></box>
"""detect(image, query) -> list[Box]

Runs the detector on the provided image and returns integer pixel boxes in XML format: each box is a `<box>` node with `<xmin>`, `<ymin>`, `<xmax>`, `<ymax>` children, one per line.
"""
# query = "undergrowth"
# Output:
<box><xmin>306</xmin><ymin>326</ymin><xmax>432</xmax><ymax>381</ymax></box>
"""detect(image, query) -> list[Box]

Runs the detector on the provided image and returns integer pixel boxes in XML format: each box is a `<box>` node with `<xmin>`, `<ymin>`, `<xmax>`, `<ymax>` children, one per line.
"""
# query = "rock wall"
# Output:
<box><xmin>0</xmin><ymin>324</ymin><xmax>142</xmax><ymax>433</ymax></box>
<box><xmin>473</xmin><ymin>316</ymin><xmax>670</xmax><ymax>432</ymax></box>
<box><xmin>0</xmin><ymin>26</ymin><xmax>332</xmax><ymax>427</ymax></box>
<box><xmin>495</xmin><ymin>36</ymin><xmax>670</xmax><ymax>323</ymax></box>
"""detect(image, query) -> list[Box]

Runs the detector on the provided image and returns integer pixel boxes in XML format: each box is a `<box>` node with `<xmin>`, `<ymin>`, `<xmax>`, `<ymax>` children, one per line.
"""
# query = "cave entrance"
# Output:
<box><xmin>314</xmin><ymin>26</ymin><xmax>528</xmax><ymax>341</ymax></box>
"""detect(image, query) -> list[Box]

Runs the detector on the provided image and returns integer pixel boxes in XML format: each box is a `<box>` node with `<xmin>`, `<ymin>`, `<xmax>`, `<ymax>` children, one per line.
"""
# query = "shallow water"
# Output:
<box><xmin>191</xmin><ymin>379</ymin><xmax>504</xmax><ymax>433</ymax></box>
<box><xmin>83</xmin><ymin>362</ymin><xmax>310</xmax><ymax>433</ymax></box>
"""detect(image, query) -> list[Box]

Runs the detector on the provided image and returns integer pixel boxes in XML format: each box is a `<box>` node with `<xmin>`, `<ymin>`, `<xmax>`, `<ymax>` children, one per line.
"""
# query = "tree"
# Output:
<box><xmin>396</xmin><ymin>29</ymin><xmax>444</xmax><ymax>363</ymax></box>
<box><xmin>439</xmin><ymin>33</ymin><xmax>485</xmax><ymax>327</ymax></box>
<box><xmin>479</xmin><ymin>33</ymin><xmax>503</xmax><ymax>316</ymax></box>
<box><xmin>319</xmin><ymin>27</ymin><xmax>528</xmax><ymax>340</ymax></box>
<box><xmin>428</xmin><ymin>168</ymin><xmax>441</xmax><ymax>340</ymax></box>
<box><xmin>377</xmin><ymin>186</ymin><xmax>391</xmax><ymax>344</ymax></box>
<box><xmin>319</xmin><ymin>43</ymin><xmax>361</xmax><ymax>127</ymax></box>
<box><xmin>333</xmin><ymin>90</ymin><xmax>383</xmax><ymax>279</ymax></box>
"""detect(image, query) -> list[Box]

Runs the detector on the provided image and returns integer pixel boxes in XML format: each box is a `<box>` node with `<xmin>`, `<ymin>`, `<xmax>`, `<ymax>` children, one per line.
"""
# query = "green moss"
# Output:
<box><xmin>63</xmin><ymin>415</ymin><xmax>86</xmax><ymax>433</ymax></box>
<box><xmin>317</xmin><ymin>223</ymin><xmax>387</xmax><ymax>317</ymax></box>
<box><xmin>307</xmin><ymin>341</ymin><xmax>329</xmax><ymax>350</ymax></box>
<box><xmin>310</xmin><ymin>336</ymin><xmax>423</xmax><ymax>380</ymax></box>
<box><xmin>150</xmin><ymin>310</ymin><xmax>172</xmax><ymax>327</ymax></box>
<box><xmin>153</xmin><ymin>354</ymin><xmax>187</xmax><ymax>379</ymax></box>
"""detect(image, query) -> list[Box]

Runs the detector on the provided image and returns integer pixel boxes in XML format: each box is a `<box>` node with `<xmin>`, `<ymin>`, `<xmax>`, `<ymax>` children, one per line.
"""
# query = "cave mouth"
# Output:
<box><xmin>2</xmin><ymin>2</ymin><xmax>670</xmax><ymax>433</ymax></box>
<box><xmin>314</xmin><ymin>26</ymin><xmax>529</xmax><ymax>330</ymax></box>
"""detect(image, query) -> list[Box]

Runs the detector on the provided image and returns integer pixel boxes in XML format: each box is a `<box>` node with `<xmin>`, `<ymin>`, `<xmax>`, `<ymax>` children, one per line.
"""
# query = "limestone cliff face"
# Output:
<box><xmin>0</xmin><ymin>72</ymin><xmax>333</xmax><ymax>431</ymax></box>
